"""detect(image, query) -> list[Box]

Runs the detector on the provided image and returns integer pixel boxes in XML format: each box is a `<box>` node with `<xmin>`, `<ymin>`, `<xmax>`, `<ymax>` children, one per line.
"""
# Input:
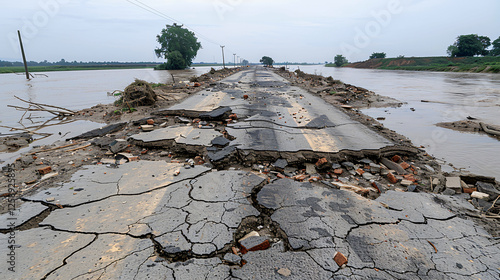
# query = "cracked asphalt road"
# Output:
<box><xmin>1</xmin><ymin>67</ymin><xmax>499</xmax><ymax>279</ymax></box>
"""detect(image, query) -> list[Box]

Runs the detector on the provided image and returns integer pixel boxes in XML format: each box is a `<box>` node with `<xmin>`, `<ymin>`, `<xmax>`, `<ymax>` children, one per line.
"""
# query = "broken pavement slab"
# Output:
<box><xmin>68</xmin><ymin>122</ymin><xmax>127</xmax><ymax>141</ymax></box>
<box><xmin>256</xmin><ymin>178</ymin><xmax>500</xmax><ymax>278</ymax></box>
<box><xmin>25</xmin><ymin>161</ymin><xmax>210</xmax><ymax>206</ymax></box>
<box><xmin>130</xmin><ymin>125</ymin><xmax>222</xmax><ymax>148</ymax></box>
<box><xmin>40</xmin><ymin>171</ymin><xmax>264</xmax><ymax>257</ymax></box>
<box><xmin>0</xmin><ymin>227</ymin><xmax>95</xmax><ymax>280</ymax></box>
<box><xmin>0</xmin><ymin>201</ymin><xmax>48</xmax><ymax>230</ymax></box>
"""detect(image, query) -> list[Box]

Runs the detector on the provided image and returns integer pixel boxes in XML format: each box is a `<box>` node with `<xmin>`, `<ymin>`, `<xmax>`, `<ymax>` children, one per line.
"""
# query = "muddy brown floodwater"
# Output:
<box><xmin>290</xmin><ymin>65</ymin><xmax>500</xmax><ymax>179</ymax></box>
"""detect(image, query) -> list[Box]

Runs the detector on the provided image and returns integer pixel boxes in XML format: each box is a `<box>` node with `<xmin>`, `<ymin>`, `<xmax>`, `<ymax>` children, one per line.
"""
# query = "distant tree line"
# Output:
<box><xmin>0</xmin><ymin>59</ymin><xmax>158</xmax><ymax>67</ymax></box>
<box><xmin>448</xmin><ymin>34</ymin><xmax>500</xmax><ymax>57</ymax></box>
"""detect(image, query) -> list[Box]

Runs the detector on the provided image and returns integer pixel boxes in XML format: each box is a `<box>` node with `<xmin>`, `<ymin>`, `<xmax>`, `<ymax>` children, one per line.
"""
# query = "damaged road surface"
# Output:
<box><xmin>156</xmin><ymin>67</ymin><xmax>396</xmax><ymax>163</ymax></box>
<box><xmin>2</xmin><ymin>67</ymin><xmax>499</xmax><ymax>279</ymax></box>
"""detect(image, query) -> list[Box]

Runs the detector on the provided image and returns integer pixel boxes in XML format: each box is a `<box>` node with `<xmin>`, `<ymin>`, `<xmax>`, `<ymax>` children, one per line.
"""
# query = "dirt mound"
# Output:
<box><xmin>123</xmin><ymin>79</ymin><xmax>157</xmax><ymax>107</ymax></box>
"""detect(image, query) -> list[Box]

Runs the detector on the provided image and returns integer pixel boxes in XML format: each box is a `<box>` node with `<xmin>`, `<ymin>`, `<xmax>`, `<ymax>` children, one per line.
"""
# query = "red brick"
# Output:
<box><xmin>333</xmin><ymin>169</ymin><xmax>343</xmax><ymax>175</ymax></box>
<box><xmin>356</xmin><ymin>168</ymin><xmax>365</xmax><ymax>176</ymax></box>
<box><xmin>400</xmin><ymin>162</ymin><xmax>410</xmax><ymax>170</ymax></box>
<box><xmin>402</xmin><ymin>174</ymin><xmax>417</xmax><ymax>182</ymax></box>
<box><xmin>387</xmin><ymin>172</ymin><xmax>398</xmax><ymax>184</ymax></box>
<box><xmin>229</xmin><ymin>114</ymin><xmax>238</xmax><ymax>120</ymax></box>
<box><xmin>392</xmin><ymin>155</ymin><xmax>401</xmax><ymax>163</ymax></box>
<box><xmin>463</xmin><ymin>187</ymin><xmax>477</xmax><ymax>194</ymax></box>
<box><xmin>293</xmin><ymin>174</ymin><xmax>307</xmax><ymax>181</ymax></box>
<box><xmin>146</xmin><ymin>119</ymin><xmax>154</xmax><ymax>125</ymax></box>
<box><xmin>277</xmin><ymin>173</ymin><xmax>286</xmax><ymax>179</ymax></box>
<box><xmin>240</xmin><ymin>237</ymin><xmax>270</xmax><ymax>254</ymax></box>
<box><xmin>315</xmin><ymin>158</ymin><xmax>328</xmax><ymax>167</ymax></box>
<box><xmin>243</xmin><ymin>95</ymin><xmax>249</xmax><ymax>100</ymax></box>
<box><xmin>38</xmin><ymin>166</ymin><xmax>52</xmax><ymax>175</ymax></box>
<box><xmin>334</xmin><ymin>252</ymin><xmax>348</xmax><ymax>267</ymax></box>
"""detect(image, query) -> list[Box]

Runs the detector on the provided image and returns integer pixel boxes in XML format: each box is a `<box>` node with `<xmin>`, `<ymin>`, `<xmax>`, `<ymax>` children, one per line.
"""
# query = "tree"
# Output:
<box><xmin>369</xmin><ymin>52</ymin><xmax>386</xmax><ymax>59</ymax></box>
<box><xmin>334</xmin><ymin>54</ymin><xmax>348</xmax><ymax>67</ymax></box>
<box><xmin>447</xmin><ymin>34</ymin><xmax>490</xmax><ymax>57</ymax></box>
<box><xmin>490</xmin><ymin>36</ymin><xmax>500</xmax><ymax>56</ymax></box>
<box><xmin>260</xmin><ymin>56</ymin><xmax>274</xmax><ymax>67</ymax></box>
<box><xmin>242</xmin><ymin>59</ymin><xmax>249</xmax><ymax>65</ymax></box>
<box><xmin>155</xmin><ymin>23</ymin><xmax>201</xmax><ymax>70</ymax></box>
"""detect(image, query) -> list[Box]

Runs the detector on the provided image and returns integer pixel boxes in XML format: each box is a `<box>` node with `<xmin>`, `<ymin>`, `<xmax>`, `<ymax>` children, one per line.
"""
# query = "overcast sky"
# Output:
<box><xmin>1</xmin><ymin>0</ymin><xmax>499</xmax><ymax>64</ymax></box>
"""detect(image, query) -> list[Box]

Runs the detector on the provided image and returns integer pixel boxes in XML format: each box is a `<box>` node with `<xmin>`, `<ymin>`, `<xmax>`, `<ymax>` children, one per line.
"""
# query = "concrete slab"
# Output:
<box><xmin>0</xmin><ymin>201</ymin><xmax>47</xmax><ymax>230</ymax></box>
<box><xmin>130</xmin><ymin>125</ymin><xmax>222</xmax><ymax>147</ymax></box>
<box><xmin>41</xmin><ymin>171</ymin><xmax>263</xmax><ymax>256</ymax></box>
<box><xmin>25</xmin><ymin>161</ymin><xmax>209</xmax><ymax>206</ymax></box>
<box><xmin>257</xmin><ymin>179</ymin><xmax>397</xmax><ymax>249</ymax></box>
<box><xmin>257</xmin><ymin>177</ymin><xmax>500</xmax><ymax>278</ymax></box>
<box><xmin>232</xmin><ymin>244</ymin><xmax>333</xmax><ymax>279</ymax></box>
<box><xmin>0</xmin><ymin>227</ymin><xmax>95</xmax><ymax>280</ymax></box>
<box><xmin>45</xmin><ymin>234</ymin><xmax>154</xmax><ymax>280</ymax></box>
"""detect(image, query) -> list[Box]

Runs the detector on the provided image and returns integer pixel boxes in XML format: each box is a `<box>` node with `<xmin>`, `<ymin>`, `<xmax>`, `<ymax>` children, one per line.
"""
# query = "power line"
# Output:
<box><xmin>125</xmin><ymin>0</ymin><xmax>222</xmax><ymax>46</ymax></box>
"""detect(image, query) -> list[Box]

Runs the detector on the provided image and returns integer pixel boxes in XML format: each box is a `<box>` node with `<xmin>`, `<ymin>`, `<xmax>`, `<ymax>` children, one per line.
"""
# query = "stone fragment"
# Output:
<box><xmin>341</xmin><ymin>162</ymin><xmax>354</xmax><ymax>170</ymax></box>
<box><xmin>69</xmin><ymin>122</ymin><xmax>126</xmax><ymax>140</ymax></box>
<box><xmin>370</xmin><ymin>163</ymin><xmax>381</xmax><ymax>173</ymax></box>
<box><xmin>305</xmin><ymin>163</ymin><xmax>316</xmax><ymax>175</ymax></box>
<box><xmin>38</xmin><ymin>166</ymin><xmax>52</xmax><ymax>175</ymax></box>
<box><xmin>362</xmin><ymin>172</ymin><xmax>376</xmax><ymax>181</ymax></box>
<box><xmin>333</xmin><ymin>252</ymin><xmax>348</xmax><ymax>267</ymax></box>
<box><xmin>471</xmin><ymin>191</ymin><xmax>490</xmax><ymax>200</ymax></box>
<box><xmin>224</xmin><ymin>253</ymin><xmax>242</xmax><ymax>265</ymax></box>
<box><xmin>442</xmin><ymin>188</ymin><xmax>456</xmax><ymax>196</ymax></box>
<box><xmin>273</xmin><ymin>159</ymin><xmax>288</xmax><ymax>170</ymax></box>
<box><xmin>239</xmin><ymin>231</ymin><xmax>260</xmax><ymax>242</ymax></box>
<box><xmin>407</xmin><ymin>185</ymin><xmax>417</xmax><ymax>192</ymax></box>
<box><xmin>140</xmin><ymin>125</ymin><xmax>154</xmax><ymax>132</ymax></box>
<box><xmin>277</xmin><ymin>268</ymin><xmax>291</xmax><ymax>277</ymax></box>
<box><xmin>109</xmin><ymin>139</ymin><xmax>128</xmax><ymax>154</ymax></box>
<box><xmin>146</xmin><ymin>119</ymin><xmax>154</xmax><ymax>125</ymax></box>
<box><xmin>240</xmin><ymin>236</ymin><xmax>270</xmax><ymax>254</ymax></box>
<box><xmin>446</xmin><ymin>177</ymin><xmax>462</xmax><ymax>193</ymax></box>
<box><xmin>401</xmin><ymin>180</ymin><xmax>413</xmax><ymax>186</ymax></box>
<box><xmin>381</xmin><ymin>158</ymin><xmax>407</xmax><ymax>175</ymax></box>
<box><xmin>476</xmin><ymin>181</ymin><xmax>500</xmax><ymax>199</ymax></box>
<box><xmin>211</xmin><ymin>136</ymin><xmax>230</xmax><ymax>146</ymax></box>
<box><xmin>199</xmin><ymin>106</ymin><xmax>232</xmax><ymax>120</ymax></box>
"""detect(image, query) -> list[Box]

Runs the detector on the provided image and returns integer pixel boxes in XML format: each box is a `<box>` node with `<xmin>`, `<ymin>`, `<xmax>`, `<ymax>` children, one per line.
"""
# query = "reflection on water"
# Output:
<box><xmin>290</xmin><ymin>65</ymin><xmax>500</xmax><ymax>178</ymax></box>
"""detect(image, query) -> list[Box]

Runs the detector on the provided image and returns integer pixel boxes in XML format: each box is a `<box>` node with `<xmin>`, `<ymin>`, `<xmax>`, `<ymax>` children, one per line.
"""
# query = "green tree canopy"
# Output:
<box><xmin>260</xmin><ymin>56</ymin><xmax>274</xmax><ymax>67</ymax></box>
<box><xmin>369</xmin><ymin>52</ymin><xmax>386</xmax><ymax>59</ymax></box>
<box><xmin>155</xmin><ymin>23</ymin><xmax>201</xmax><ymax>70</ymax></box>
<box><xmin>334</xmin><ymin>54</ymin><xmax>348</xmax><ymax>67</ymax></box>
<box><xmin>447</xmin><ymin>34</ymin><xmax>490</xmax><ymax>57</ymax></box>
<box><xmin>242</xmin><ymin>59</ymin><xmax>249</xmax><ymax>65</ymax></box>
<box><xmin>490</xmin><ymin>36</ymin><xmax>500</xmax><ymax>56</ymax></box>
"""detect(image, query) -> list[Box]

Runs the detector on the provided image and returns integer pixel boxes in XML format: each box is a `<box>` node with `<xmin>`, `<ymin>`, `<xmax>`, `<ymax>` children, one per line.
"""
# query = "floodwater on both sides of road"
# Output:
<box><xmin>290</xmin><ymin>65</ymin><xmax>500</xmax><ymax>178</ymax></box>
<box><xmin>1</xmin><ymin>65</ymin><xmax>500</xmax><ymax>178</ymax></box>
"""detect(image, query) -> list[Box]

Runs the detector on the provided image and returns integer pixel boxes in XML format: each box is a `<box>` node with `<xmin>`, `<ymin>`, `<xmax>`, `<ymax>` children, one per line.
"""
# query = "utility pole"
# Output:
<box><xmin>220</xmin><ymin>46</ymin><xmax>226</xmax><ymax>69</ymax></box>
<box><xmin>17</xmin><ymin>30</ymin><xmax>29</xmax><ymax>80</ymax></box>
<box><xmin>233</xmin><ymin>54</ymin><xmax>236</xmax><ymax>68</ymax></box>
